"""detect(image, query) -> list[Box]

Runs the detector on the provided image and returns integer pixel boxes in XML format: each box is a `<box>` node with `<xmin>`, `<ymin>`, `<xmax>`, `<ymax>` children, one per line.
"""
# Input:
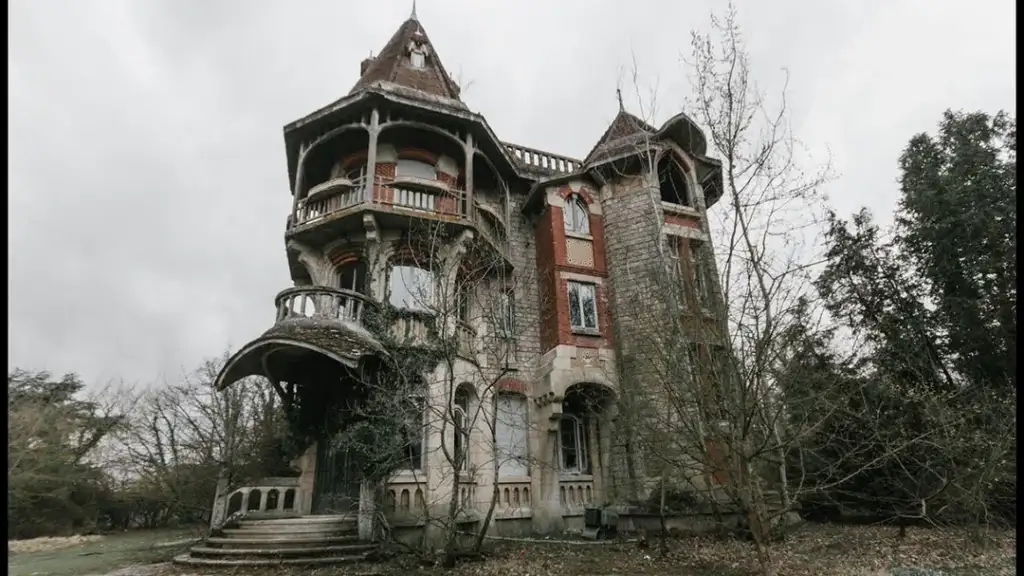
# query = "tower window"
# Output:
<box><xmin>658</xmin><ymin>158</ymin><xmax>691</xmax><ymax>206</ymax></box>
<box><xmin>410</xmin><ymin>49</ymin><xmax>426</xmax><ymax>69</ymax></box>
<box><xmin>563</xmin><ymin>194</ymin><xmax>590</xmax><ymax>235</ymax></box>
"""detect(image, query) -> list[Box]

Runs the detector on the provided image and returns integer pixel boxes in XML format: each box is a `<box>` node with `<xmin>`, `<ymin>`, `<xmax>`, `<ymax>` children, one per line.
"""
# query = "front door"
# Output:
<box><xmin>311</xmin><ymin>441</ymin><xmax>361</xmax><ymax>514</ymax></box>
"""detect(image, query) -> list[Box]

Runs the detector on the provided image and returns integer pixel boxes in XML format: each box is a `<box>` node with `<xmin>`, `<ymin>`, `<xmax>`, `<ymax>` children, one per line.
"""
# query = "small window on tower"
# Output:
<box><xmin>410</xmin><ymin>49</ymin><xmax>426</xmax><ymax>69</ymax></box>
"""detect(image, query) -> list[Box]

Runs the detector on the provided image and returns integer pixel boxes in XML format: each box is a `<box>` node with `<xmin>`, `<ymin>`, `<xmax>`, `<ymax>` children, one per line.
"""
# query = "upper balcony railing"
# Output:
<box><xmin>275</xmin><ymin>286</ymin><xmax>372</xmax><ymax>325</ymax></box>
<box><xmin>292</xmin><ymin>175</ymin><xmax>508</xmax><ymax>256</ymax></box>
<box><xmin>503</xmin><ymin>142</ymin><xmax>582</xmax><ymax>175</ymax></box>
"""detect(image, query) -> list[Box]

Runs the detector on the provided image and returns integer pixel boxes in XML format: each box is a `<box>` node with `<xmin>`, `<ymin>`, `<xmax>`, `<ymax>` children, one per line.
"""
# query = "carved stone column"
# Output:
<box><xmin>364</xmin><ymin>108</ymin><xmax>380</xmax><ymax>203</ymax></box>
<box><xmin>463</xmin><ymin>134</ymin><xmax>474</xmax><ymax>217</ymax></box>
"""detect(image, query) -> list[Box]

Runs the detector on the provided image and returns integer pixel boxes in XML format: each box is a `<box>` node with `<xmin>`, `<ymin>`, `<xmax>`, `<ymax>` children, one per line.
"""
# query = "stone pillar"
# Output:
<box><xmin>532</xmin><ymin>429</ymin><xmax>565</xmax><ymax>534</ymax></box>
<box><xmin>208</xmin><ymin>467</ymin><xmax>230</xmax><ymax>531</ymax></box>
<box><xmin>364</xmin><ymin>108</ymin><xmax>380</xmax><ymax>203</ymax></box>
<box><xmin>289</xmin><ymin>442</ymin><xmax>318</xmax><ymax>515</ymax></box>
<box><xmin>357</xmin><ymin>480</ymin><xmax>375</xmax><ymax>541</ymax></box>
<box><xmin>463</xmin><ymin>134</ymin><xmax>474</xmax><ymax>217</ymax></box>
<box><xmin>589</xmin><ymin>417</ymin><xmax>604</xmax><ymax>504</ymax></box>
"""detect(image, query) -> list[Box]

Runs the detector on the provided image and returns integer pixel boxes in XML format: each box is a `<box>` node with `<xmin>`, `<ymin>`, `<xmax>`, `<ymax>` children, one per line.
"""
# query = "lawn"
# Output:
<box><xmin>7</xmin><ymin>524</ymin><xmax>1015</xmax><ymax>576</ymax></box>
<box><xmin>7</xmin><ymin>528</ymin><xmax>201</xmax><ymax>576</ymax></box>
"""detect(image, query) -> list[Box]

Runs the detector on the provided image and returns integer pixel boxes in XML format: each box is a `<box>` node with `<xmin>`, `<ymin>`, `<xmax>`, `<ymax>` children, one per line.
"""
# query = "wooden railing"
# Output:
<box><xmin>223</xmin><ymin>479</ymin><xmax>302</xmax><ymax>518</ymax></box>
<box><xmin>275</xmin><ymin>286</ymin><xmax>372</xmax><ymax>324</ymax></box>
<box><xmin>503</xmin><ymin>142</ymin><xmax>582</xmax><ymax>174</ymax></box>
<box><xmin>559</xmin><ymin>478</ymin><xmax>595</xmax><ymax>513</ymax></box>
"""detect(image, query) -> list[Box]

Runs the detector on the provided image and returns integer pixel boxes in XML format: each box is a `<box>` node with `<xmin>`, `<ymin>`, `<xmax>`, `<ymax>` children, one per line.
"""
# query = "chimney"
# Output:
<box><xmin>360</xmin><ymin>57</ymin><xmax>376</xmax><ymax>76</ymax></box>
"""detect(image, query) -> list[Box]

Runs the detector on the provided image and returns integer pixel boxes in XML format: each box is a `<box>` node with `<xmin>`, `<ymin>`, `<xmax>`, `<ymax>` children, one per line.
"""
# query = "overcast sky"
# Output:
<box><xmin>9</xmin><ymin>0</ymin><xmax>1015</xmax><ymax>387</ymax></box>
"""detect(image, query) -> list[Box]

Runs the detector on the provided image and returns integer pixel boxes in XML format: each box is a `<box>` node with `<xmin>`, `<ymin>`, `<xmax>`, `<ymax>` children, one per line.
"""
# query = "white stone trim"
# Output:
<box><xmin>663</xmin><ymin>224</ymin><xmax>709</xmax><ymax>242</ymax></box>
<box><xmin>559</xmin><ymin>271</ymin><xmax>604</xmax><ymax>285</ymax></box>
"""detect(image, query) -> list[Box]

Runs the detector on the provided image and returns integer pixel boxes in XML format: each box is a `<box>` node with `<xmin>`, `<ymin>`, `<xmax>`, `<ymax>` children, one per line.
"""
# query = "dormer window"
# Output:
<box><xmin>410</xmin><ymin>49</ymin><xmax>426</xmax><ymax>69</ymax></box>
<box><xmin>563</xmin><ymin>194</ymin><xmax>590</xmax><ymax>235</ymax></box>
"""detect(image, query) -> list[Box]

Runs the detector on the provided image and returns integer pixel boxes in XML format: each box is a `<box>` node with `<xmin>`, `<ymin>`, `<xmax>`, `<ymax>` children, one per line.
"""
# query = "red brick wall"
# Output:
<box><xmin>535</xmin><ymin>184</ymin><xmax>613</xmax><ymax>352</ymax></box>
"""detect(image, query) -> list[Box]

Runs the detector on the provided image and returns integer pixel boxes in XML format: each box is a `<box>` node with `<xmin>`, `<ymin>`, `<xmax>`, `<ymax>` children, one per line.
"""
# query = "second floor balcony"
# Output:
<box><xmin>287</xmin><ymin>173</ymin><xmax>506</xmax><ymax>257</ymax></box>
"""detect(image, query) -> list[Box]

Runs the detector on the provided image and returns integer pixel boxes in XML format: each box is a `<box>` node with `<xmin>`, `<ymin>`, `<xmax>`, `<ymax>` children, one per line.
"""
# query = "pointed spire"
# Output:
<box><xmin>349</xmin><ymin>10</ymin><xmax>463</xmax><ymax>102</ymax></box>
<box><xmin>616</xmin><ymin>88</ymin><xmax>624</xmax><ymax>112</ymax></box>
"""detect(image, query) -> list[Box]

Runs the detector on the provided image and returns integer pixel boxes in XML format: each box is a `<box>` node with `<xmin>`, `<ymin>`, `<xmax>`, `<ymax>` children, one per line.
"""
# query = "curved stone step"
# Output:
<box><xmin>190</xmin><ymin>543</ymin><xmax>375</xmax><ymax>558</ymax></box>
<box><xmin>206</xmin><ymin>534</ymin><xmax>360</xmax><ymax>548</ymax></box>
<box><xmin>223</xmin><ymin>526</ymin><xmax>356</xmax><ymax>537</ymax></box>
<box><xmin>173</xmin><ymin>553</ymin><xmax>365</xmax><ymax>567</ymax></box>
<box><xmin>239</xmin><ymin>514</ymin><xmax>356</xmax><ymax>526</ymax></box>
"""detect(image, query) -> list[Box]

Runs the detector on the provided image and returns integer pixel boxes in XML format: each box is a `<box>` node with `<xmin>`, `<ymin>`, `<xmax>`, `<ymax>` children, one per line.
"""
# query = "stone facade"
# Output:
<box><xmin>212</xmin><ymin>11</ymin><xmax>725</xmax><ymax>545</ymax></box>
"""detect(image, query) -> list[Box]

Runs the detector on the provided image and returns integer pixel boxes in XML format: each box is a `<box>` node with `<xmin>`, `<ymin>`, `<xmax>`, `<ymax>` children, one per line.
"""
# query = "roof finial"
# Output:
<box><xmin>616</xmin><ymin>88</ymin><xmax>624</xmax><ymax>112</ymax></box>
<box><xmin>410</xmin><ymin>0</ymin><xmax>418</xmax><ymax>20</ymax></box>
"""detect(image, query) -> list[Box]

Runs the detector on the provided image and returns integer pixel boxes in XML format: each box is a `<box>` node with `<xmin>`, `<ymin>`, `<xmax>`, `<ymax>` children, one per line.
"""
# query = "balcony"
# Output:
<box><xmin>289</xmin><ymin>175</ymin><xmax>505</xmax><ymax>255</ymax></box>
<box><xmin>275</xmin><ymin>286</ymin><xmax>372</xmax><ymax>325</ymax></box>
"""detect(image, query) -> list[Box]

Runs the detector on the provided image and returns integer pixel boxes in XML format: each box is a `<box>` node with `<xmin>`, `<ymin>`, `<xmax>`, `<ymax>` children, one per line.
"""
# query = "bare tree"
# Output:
<box><xmin>330</xmin><ymin>211</ymin><xmax>548</xmax><ymax>565</ymax></box>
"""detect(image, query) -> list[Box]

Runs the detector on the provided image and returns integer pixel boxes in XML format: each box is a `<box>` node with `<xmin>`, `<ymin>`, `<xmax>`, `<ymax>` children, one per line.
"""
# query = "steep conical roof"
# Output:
<box><xmin>582</xmin><ymin>108</ymin><xmax>657</xmax><ymax>166</ymax></box>
<box><xmin>349</xmin><ymin>15</ymin><xmax>462</xmax><ymax>102</ymax></box>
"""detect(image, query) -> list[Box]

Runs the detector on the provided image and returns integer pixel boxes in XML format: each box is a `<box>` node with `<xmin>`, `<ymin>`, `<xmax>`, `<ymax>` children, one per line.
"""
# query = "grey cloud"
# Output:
<box><xmin>9</xmin><ymin>0</ymin><xmax>1015</xmax><ymax>386</ymax></box>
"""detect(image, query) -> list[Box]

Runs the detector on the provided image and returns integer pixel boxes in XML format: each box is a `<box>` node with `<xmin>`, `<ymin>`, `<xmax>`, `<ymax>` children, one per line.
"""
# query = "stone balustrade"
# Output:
<box><xmin>275</xmin><ymin>286</ymin><xmax>372</xmax><ymax>325</ymax></box>
<box><xmin>223</xmin><ymin>479</ymin><xmax>302</xmax><ymax>518</ymax></box>
<box><xmin>559</xmin><ymin>477</ymin><xmax>595</xmax><ymax>513</ymax></box>
<box><xmin>503</xmin><ymin>142</ymin><xmax>581</xmax><ymax>175</ymax></box>
<box><xmin>385</xmin><ymin>477</ymin><xmax>427</xmax><ymax>517</ymax></box>
<box><xmin>495</xmin><ymin>480</ymin><xmax>532</xmax><ymax>518</ymax></box>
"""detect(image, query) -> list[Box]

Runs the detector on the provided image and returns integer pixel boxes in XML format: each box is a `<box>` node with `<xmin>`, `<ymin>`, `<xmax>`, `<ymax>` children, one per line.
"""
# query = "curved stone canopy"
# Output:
<box><xmin>215</xmin><ymin>318</ymin><xmax>386</xmax><ymax>391</ymax></box>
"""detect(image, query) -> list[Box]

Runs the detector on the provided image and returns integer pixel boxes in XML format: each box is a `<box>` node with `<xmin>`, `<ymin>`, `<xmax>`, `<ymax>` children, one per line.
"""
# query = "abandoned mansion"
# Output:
<box><xmin>206</xmin><ymin>10</ymin><xmax>727</xmax><ymax>549</ymax></box>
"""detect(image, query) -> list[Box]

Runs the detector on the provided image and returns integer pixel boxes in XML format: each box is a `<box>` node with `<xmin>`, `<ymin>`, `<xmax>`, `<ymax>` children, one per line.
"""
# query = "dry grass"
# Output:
<box><xmin>8</xmin><ymin>535</ymin><xmax>104</xmax><ymax>554</ymax></box>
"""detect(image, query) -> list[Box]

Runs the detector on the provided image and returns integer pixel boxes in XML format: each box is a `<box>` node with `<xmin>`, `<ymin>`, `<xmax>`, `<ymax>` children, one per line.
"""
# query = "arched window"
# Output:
<box><xmin>453</xmin><ymin>386</ymin><xmax>472</xmax><ymax>472</ymax></box>
<box><xmin>563</xmin><ymin>194</ymin><xmax>590</xmax><ymax>235</ymax></box>
<box><xmin>658</xmin><ymin>157</ymin><xmax>691</xmax><ymax>206</ymax></box>
<box><xmin>389</xmin><ymin>264</ymin><xmax>436</xmax><ymax>312</ymax></box>
<box><xmin>402</xmin><ymin>395</ymin><xmax>426</xmax><ymax>471</ymax></box>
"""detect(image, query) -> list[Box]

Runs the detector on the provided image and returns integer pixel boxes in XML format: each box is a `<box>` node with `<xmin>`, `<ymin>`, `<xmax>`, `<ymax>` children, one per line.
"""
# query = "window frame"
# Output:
<box><xmin>562</xmin><ymin>194</ymin><xmax>591</xmax><ymax>236</ymax></box>
<box><xmin>453</xmin><ymin>388</ymin><xmax>471</xmax><ymax>472</ymax></box>
<box><xmin>496</xmin><ymin>290</ymin><xmax>515</xmax><ymax>337</ymax></box>
<box><xmin>410</xmin><ymin>49</ymin><xmax>426</xmax><ymax>69</ymax></box>
<box><xmin>402</xmin><ymin>395</ymin><xmax>427</xmax><ymax>472</ymax></box>
<box><xmin>495</xmin><ymin>393</ymin><xmax>530</xmax><ymax>478</ymax></box>
<box><xmin>388</xmin><ymin>264</ymin><xmax>436</xmax><ymax>313</ymax></box>
<box><xmin>558</xmin><ymin>414</ymin><xmax>589</xmax><ymax>475</ymax></box>
<box><xmin>688</xmin><ymin>242</ymin><xmax>713</xmax><ymax>309</ymax></box>
<box><xmin>395</xmin><ymin>157</ymin><xmax>436</xmax><ymax>180</ymax></box>
<box><xmin>567</xmin><ymin>281</ymin><xmax>599</xmax><ymax>332</ymax></box>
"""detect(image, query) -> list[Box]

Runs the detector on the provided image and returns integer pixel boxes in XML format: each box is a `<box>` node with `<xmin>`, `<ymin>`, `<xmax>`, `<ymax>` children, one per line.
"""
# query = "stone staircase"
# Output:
<box><xmin>174</xmin><ymin>514</ymin><xmax>377</xmax><ymax>567</ymax></box>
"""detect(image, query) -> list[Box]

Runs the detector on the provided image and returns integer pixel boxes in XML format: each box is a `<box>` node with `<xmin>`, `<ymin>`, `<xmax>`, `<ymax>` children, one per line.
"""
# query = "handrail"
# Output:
<box><xmin>275</xmin><ymin>286</ymin><xmax>374</xmax><ymax>324</ymax></box>
<box><xmin>503</xmin><ymin>142</ymin><xmax>582</xmax><ymax>174</ymax></box>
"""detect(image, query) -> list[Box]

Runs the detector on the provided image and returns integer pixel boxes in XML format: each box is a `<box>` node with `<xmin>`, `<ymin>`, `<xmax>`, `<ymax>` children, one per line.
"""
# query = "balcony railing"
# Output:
<box><xmin>295</xmin><ymin>175</ymin><xmax>465</xmax><ymax>227</ymax></box>
<box><xmin>275</xmin><ymin>286</ymin><xmax>372</xmax><ymax>324</ymax></box>
<box><xmin>503</xmin><ymin>142</ymin><xmax>582</xmax><ymax>175</ymax></box>
<box><xmin>293</xmin><ymin>177</ymin><xmax>508</xmax><ymax>255</ymax></box>
<box><xmin>223</xmin><ymin>478</ymin><xmax>302</xmax><ymax>519</ymax></box>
